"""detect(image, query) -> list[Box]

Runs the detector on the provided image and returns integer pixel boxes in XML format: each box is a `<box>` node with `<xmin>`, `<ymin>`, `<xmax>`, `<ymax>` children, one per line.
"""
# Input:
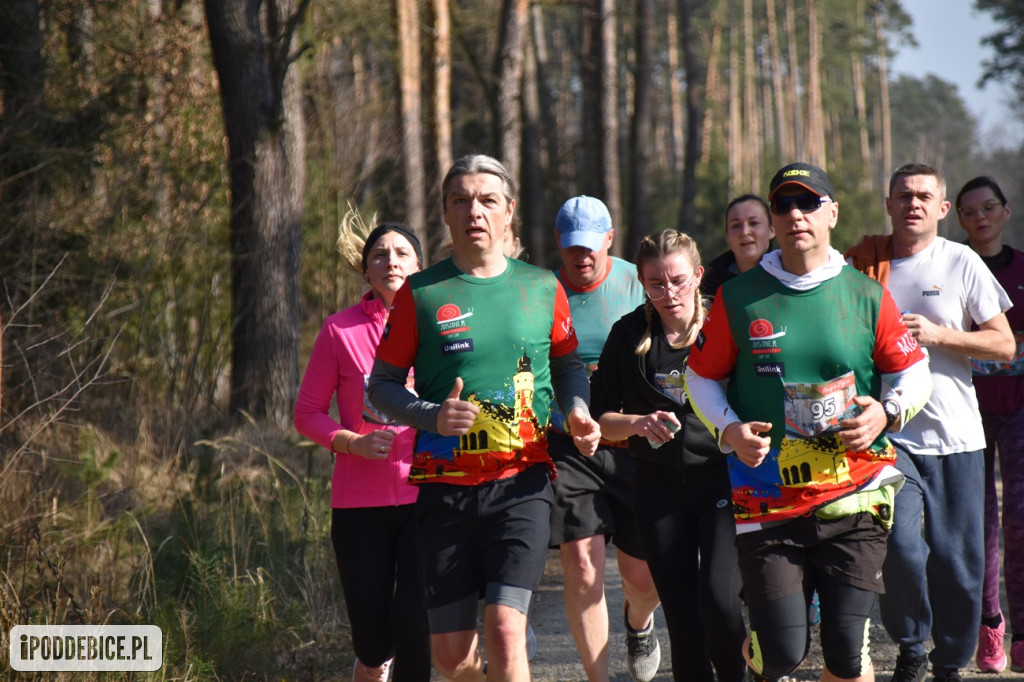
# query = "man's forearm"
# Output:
<box><xmin>367</xmin><ymin>358</ymin><xmax>441</xmax><ymax>433</ymax></box>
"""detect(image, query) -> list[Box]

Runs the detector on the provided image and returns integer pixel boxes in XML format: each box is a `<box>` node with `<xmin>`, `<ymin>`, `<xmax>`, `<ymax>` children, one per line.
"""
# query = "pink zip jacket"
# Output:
<box><xmin>294</xmin><ymin>291</ymin><xmax>418</xmax><ymax>508</ymax></box>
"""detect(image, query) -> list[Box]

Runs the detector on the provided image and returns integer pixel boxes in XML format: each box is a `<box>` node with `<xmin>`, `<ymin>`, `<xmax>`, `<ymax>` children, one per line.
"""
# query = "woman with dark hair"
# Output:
<box><xmin>955</xmin><ymin>176</ymin><xmax>1024</xmax><ymax>674</ymax></box>
<box><xmin>702</xmin><ymin>194</ymin><xmax>775</xmax><ymax>298</ymax></box>
<box><xmin>294</xmin><ymin>210</ymin><xmax>430</xmax><ymax>682</ymax></box>
<box><xmin>589</xmin><ymin>230</ymin><xmax>746</xmax><ymax>682</ymax></box>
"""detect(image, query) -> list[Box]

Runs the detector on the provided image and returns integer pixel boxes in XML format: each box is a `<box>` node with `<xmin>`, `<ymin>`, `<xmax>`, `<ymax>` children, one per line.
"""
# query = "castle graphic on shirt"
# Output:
<box><xmin>454</xmin><ymin>354</ymin><xmax>540</xmax><ymax>456</ymax></box>
<box><xmin>410</xmin><ymin>353</ymin><xmax>547</xmax><ymax>484</ymax></box>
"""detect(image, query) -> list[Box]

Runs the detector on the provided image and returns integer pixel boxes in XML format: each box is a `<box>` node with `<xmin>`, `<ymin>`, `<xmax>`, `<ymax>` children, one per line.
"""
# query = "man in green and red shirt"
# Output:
<box><xmin>685</xmin><ymin>162</ymin><xmax>932</xmax><ymax>682</ymax></box>
<box><xmin>369</xmin><ymin>155</ymin><xmax>600</xmax><ymax>682</ymax></box>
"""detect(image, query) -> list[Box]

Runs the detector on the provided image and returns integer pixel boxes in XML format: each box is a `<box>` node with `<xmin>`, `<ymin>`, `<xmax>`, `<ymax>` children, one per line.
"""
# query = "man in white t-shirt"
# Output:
<box><xmin>846</xmin><ymin>162</ymin><xmax>1015</xmax><ymax>682</ymax></box>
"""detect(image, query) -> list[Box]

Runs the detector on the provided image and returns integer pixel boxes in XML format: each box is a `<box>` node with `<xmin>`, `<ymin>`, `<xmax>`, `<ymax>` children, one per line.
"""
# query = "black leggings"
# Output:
<box><xmin>747</xmin><ymin>569</ymin><xmax>876</xmax><ymax>680</ymax></box>
<box><xmin>633</xmin><ymin>463</ymin><xmax>747</xmax><ymax>682</ymax></box>
<box><xmin>332</xmin><ymin>505</ymin><xmax>431</xmax><ymax>682</ymax></box>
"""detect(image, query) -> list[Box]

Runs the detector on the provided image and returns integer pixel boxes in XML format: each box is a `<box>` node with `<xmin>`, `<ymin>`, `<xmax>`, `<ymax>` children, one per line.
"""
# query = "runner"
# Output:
<box><xmin>367</xmin><ymin>154</ymin><xmax>601</xmax><ymax>682</ymax></box>
<box><xmin>686</xmin><ymin>162</ymin><xmax>932</xmax><ymax>682</ymax></box>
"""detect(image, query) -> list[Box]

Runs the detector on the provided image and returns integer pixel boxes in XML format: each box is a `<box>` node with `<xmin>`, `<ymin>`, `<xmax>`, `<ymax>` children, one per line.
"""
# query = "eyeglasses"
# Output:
<box><xmin>770</xmin><ymin>195</ymin><xmax>829</xmax><ymax>215</ymax></box>
<box><xmin>957</xmin><ymin>201</ymin><xmax>1004</xmax><ymax>221</ymax></box>
<box><xmin>645</xmin><ymin>275</ymin><xmax>697</xmax><ymax>301</ymax></box>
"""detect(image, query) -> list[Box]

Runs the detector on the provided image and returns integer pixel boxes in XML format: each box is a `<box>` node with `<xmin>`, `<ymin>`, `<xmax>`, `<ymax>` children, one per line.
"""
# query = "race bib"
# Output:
<box><xmin>782</xmin><ymin>371</ymin><xmax>860</xmax><ymax>438</ymax></box>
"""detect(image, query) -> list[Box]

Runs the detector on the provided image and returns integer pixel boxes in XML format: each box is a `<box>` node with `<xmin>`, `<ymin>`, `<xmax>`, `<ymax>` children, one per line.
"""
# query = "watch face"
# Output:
<box><xmin>884</xmin><ymin>400</ymin><xmax>900</xmax><ymax>422</ymax></box>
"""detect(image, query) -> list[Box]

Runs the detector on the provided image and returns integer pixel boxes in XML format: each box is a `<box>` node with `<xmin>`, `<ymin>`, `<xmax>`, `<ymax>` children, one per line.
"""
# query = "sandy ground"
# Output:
<box><xmin>523</xmin><ymin>546</ymin><xmax>1022</xmax><ymax>682</ymax></box>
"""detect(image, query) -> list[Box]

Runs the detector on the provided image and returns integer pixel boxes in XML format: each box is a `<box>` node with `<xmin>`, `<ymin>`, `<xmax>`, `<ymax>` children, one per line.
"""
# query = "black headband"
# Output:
<box><xmin>361</xmin><ymin>223</ymin><xmax>424</xmax><ymax>270</ymax></box>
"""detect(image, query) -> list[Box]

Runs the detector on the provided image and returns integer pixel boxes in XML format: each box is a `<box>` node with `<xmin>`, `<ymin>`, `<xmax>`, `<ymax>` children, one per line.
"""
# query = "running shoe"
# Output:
<box><xmin>890</xmin><ymin>651</ymin><xmax>927</xmax><ymax>682</ymax></box>
<box><xmin>976</xmin><ymin>615</ymin><xmax>1007</xmax><ymax>672</ymax></box>
<box><xmin>624</xmin><ymin>603</ymin><xmax>661</xmax><ymax>682</ymax></box>
<box><xmin>352</xmin><ymin>658</ymin><xmax>391</xmax><ymax>682</ymax></box>
<box><xmin>932</xmin><ymin>671</ymin><xmax>962</xmax><ymax>682</ymax></box>
<box><xmin>1011</xmin><ymin>640</ymin><xmax>1024</xmax><ymax>672</ymax></box>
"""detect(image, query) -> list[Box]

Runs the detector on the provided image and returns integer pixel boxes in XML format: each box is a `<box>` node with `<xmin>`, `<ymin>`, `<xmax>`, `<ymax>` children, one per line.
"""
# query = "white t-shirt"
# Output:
<box><xmin>885</xmin><ymin>237</ymin><xmax>1011</xmax><ymax>455</ymax></box>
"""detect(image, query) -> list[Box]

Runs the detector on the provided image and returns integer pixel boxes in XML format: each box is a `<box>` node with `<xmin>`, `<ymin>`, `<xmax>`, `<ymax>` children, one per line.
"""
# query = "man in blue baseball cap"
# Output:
<box><xmin>550</xmin><ymin>195</ymin><xmax>663</xmax><ymax>682</ymax></box>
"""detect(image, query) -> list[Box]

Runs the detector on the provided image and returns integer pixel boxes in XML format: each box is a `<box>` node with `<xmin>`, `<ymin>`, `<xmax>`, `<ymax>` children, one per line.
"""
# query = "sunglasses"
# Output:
<box><xmin>770</xmin><ymin>194</ymin><xmax>829</xmax><ymax>215</ymax></box>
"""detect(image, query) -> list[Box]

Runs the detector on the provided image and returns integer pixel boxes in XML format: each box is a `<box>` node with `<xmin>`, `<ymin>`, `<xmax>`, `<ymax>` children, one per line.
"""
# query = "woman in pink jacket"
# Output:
<box><xmin>294</xmin><ymin>218</ymin><xmax>429</xmax><ymax>682</ymax></box>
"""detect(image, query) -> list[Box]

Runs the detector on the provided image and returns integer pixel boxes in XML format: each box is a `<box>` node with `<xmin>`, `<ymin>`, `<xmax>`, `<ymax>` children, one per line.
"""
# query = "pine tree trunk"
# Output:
<box><xmin>676</xmin><ymin>0</ymin><xmax>704</xmax><ymax>232</ymax></box>
<box><xmin>665</xmin><ymin>11</ymin><xmax>685</xmax><ymax>175</ymax></box>
<box><xmin>495</xmin><ymin>0</ymin><xmax>528</xmax><ymax>180</ymax></box>
<box><xmin>804</xmin><ymin>0</ymin><xmax>826</xmax><ymax>166</ymax></box>
<box><xmin>429</xmin><ymin>0</ymin><xmax>452</xmax><ymax>247</ymax></box>
<box><xmin>599</xmin><ymin>0</ymin><xmax>621</xmax><ymax>239</ymax></box>
<box><xmin>700</xmin><ymin>18</ymin><xmax>722</xmax><ymax>165</ymax></box>
<box><xmin>765</xmin><ymin>0</ymin><xmax>790</xmax><ymax>160</ymax></box>
<box><xmin>580</xmin><ymin>1</ymin><xmax>601</xmax><ymax>195</ymax></box>
<box><xmin>784</xmin><ymin>0</ymin><xmax>803</xmax><ymax>159</ymax></box>
<box><xmin>728</xmin><ymin>27</ymin><xmax>742</xmax><ymax>189</ymax></box>
<box><xmin>743</xmin><ymin>0</ymin><xmax>761</xmax><ymax>191</ymax></box>
<box><xmin>522</xmin><ymin>23</ymin><xmax>546</xmax><ymax>264</ymax></box>
<box><xmin>628</xmin><ymin>0</ymin><xmax>653</xmax><ymax>256</ymax></box>
<box><xmin>530</xmin><ymin>5</ymin><xmax>561</xmax><ymax>186</ymax></box>
<box><xmin>204</xmin><ymin>0</ymin><xmax>307</xmax><ymax>428</ymax></box>
<box><xmin>396</xmin><ymin>0</ymin><xmax>427</xmax><ymax>238</ymax></box>
<box><xmin>874</xmin><ymin>4</ymin><xmax>892</xmax><ymax>191</ymax></box>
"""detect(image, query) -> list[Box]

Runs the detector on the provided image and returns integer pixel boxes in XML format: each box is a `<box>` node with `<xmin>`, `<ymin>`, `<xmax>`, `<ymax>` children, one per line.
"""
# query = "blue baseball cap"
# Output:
<box><xmin>555</xmin><ymin>196</ymin><xmax>612</xmax><ymax>251</ymax></box>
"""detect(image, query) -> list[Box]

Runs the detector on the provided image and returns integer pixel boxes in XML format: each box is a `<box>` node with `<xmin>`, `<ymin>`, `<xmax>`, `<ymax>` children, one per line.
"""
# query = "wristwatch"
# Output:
<box><xmin>882</xmin><ymin>398</ymin><xmax>901</xmax><ymax>431</ymax></box>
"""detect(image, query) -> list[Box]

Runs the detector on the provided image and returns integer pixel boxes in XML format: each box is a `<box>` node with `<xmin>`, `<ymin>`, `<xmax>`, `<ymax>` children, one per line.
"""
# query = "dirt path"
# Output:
<box><xmin>525</xmin><ymin>547</ymin><xmax>1020</xmax><ymax>681</ymax></box>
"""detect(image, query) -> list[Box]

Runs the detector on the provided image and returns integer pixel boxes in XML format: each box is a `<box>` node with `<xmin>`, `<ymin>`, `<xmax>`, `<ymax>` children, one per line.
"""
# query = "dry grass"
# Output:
<box><xmin>0</xmin><ymin>408</ymin><xmax>355</xmax><ymax>680</ymax></box>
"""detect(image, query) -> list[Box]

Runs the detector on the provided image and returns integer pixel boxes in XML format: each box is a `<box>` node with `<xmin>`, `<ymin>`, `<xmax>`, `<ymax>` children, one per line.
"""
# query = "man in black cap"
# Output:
<box><xmin>685</xmin><ymin>162</ymin><xmax>933</xmax><ymax>681</ymax></box>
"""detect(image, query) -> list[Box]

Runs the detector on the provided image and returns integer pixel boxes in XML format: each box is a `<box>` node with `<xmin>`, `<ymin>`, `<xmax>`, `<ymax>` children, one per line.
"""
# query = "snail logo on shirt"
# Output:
<box><xmin>435</xmin><ymin>303</ymin><xmax>474</xmax><ymax>336</ymax></box>
<box><xmin>749</xmin><ymin>318</ymin><xmax>786</xmax><ymax>355</ymax></box>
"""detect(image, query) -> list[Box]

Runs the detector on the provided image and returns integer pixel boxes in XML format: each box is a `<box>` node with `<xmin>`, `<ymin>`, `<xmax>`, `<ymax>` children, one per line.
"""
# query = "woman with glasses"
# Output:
<box><xmin>588</xmin><ymin>230</ymin><xmax>746</xmax><ymax>682</ymax></box>
<box><xmin>702</xmin><ymin>194</ymin><xmax>775</xmax><ymax>298</ymax></box>
<box><xmin>956</xmin><ymin>176</ymin><xmax>1024</xmax><ymax>674</ymax></box>
<box><xmin>294</xmin><ymin>212</ymin><xmax>431</xmax><ymax>682</ymax></box>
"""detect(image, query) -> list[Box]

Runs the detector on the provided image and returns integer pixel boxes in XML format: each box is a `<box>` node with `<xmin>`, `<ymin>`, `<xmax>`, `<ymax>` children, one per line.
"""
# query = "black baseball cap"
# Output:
<box><xmin>768</xmin><ymin>162</ymin><xmax>835</xmax><ymax>200</ymax></box>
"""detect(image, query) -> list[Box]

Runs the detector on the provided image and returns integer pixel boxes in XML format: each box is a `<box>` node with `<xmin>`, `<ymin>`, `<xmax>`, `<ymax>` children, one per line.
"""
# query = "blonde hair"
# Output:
<box><xmin>336</xmin><ymin>202</ymin><xmax>377</xmax><ymax>274</ymax></box>
<box><xmin>634</xmin><ymin>229</ymin><xmax>707</xmax><ymax>355</ymax></box>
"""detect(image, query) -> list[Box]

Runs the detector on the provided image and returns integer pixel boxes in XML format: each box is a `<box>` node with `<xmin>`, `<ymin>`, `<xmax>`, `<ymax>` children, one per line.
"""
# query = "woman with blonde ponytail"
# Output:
<box><xmin>589</xmin><ymin>229</ymin><xmax>746</xmax><ymax>682</ymax></box>
<box><xmin>294</xmin><ymin>206</ymin><xmax>431</xmax><ymax>682</ymax></box>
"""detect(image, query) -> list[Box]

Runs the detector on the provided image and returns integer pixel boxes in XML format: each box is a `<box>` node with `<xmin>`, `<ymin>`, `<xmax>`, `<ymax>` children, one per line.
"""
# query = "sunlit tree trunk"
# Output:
<box><xmin>204</xmin><ymin>0</ymin><xmax>308</xmax><ymax>427</ymax></box>
<box><xmin>765</xmin><ymin>0</ymin><xmax>790</xmax><ymax>160</ymax></box>
<box><xmin>628</xmin><ymin>0</ymin><xmax>653</xmax><ymax>256</ymax></box>
<box><xmin>803</xmin><ymin>0</ymin><xmax>826</xmax><ymax>166</ymax></box>
<box><xmin>728</xmin><ymin>27</ymin><xmax>742</xmax><ymax>191</ymax></box>
<box><xmin>743</xmin><ymin>0</ymin><xmax>761</xmax><ymax>191</ymax></box>
<box><xmin>875</xmin><ymin>3</ymin><xmax>893</xmax><ymax>188</ymax></box>
<box><xmin>851</xmin><ymin>10</ymin><xmax>872</xmax><ymax>189</ymax></box>
<box><xmin>700</xmin><ymin>17</ymin><xmax>722</xmax><ymax>165</ymax></box>
<box><xmin>427</xmin><ymin>0</ymin><xmax>452</xmax><ymax>255</ymax></box>
<box><xmin>785</xmin><ymin>0</ymin><xmax>803</xmax><ymax>159</ymax></box>
<box><xmin>396</xmin><ymin>0</ymin><xmax>427</xmax><ymax>238</ymax></box>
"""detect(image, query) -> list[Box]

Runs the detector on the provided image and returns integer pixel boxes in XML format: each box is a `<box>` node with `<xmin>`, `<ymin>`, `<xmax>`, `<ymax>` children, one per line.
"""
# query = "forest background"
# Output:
<box><xmin>2</xmin><ymin>0</ymin><xmax>1024</xmax><ymax>678</ymax></box>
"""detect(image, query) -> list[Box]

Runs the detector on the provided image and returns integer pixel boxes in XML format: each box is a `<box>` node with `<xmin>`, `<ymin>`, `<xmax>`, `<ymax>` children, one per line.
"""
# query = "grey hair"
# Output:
<box><xmin>441</xmin><ymin>154</ymin><xmax>517</xmax><ymax>209</ymax></box>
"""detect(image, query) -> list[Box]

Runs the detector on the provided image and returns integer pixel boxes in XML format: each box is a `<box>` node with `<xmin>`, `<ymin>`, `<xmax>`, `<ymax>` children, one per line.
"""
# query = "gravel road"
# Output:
<box><xmin>524</xmin><ymin>547</ymin><xmax>1021</xmax><ymax>682</ymax></box>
